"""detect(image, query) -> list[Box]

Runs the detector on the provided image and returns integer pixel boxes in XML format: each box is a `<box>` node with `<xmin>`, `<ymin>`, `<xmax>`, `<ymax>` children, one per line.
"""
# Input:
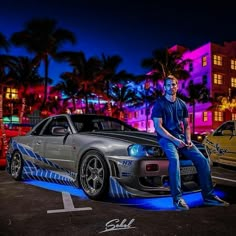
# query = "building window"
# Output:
<box><xmin>203</xmin><ymin>112</ymin><xmax>208</xmax><ymax>122</ymax></box>
<box><xmin>231</xmin><ymin>59</ymin><xmax>236</xmax><ymax>70</ymax></box>
<box><xmin>202</xmin><ymin>56</ymin><xmax>207</xmax><ymax>67</ymax></box>
<box><xmin>232</xmin><ymin>113</ymin><xmax>236</xmax><ymax>120</ymax></box>
<box><xmin>134</xmin><ymin>111</ymin><xmax>138</xmax><ymax>118</ymax></box>
<box><xmin>5</xmin><ymin>87</ymin><xmax>19</xmax><ymax>99</ymax></box>
<box><xmin>231</xmin><ymin>77</ymin><xmax>236</xmax><ymax>87</ymax></box>
<box><xmin>213</xmin><ymin>55</ymin><xmax>222</xmax><ymax>66</ymax></box>
<box><xmin>213</xmin><ymin>73</ymin><xmax>223</xmax><ymax>85</ymax></box>
<box><xmin>214</xmin><ymin>111</ymin><xmax>223</xmax><ymax>121</ymax></box>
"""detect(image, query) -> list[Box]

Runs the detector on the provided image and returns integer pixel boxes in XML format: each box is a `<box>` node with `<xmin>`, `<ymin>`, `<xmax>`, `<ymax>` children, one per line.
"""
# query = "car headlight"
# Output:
<box><xmin>128</xmin><ymin>144</ymin><xmax>162</xmax><ymax>158</ymax></box>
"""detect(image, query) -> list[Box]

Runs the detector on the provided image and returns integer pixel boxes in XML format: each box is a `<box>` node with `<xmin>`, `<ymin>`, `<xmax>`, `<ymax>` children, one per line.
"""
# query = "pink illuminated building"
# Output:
<box><xmin>126</xmin><ymin>41</ymin><xmax>236</xmax><ymax>134</ymax></box>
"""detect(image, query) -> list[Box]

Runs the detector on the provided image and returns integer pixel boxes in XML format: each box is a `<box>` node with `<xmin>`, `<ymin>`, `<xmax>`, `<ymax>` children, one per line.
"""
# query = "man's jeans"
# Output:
<box><xmin>159</xmin><ymin>137</ymin><xmax>215</xmax><ymax>202</ymax></box>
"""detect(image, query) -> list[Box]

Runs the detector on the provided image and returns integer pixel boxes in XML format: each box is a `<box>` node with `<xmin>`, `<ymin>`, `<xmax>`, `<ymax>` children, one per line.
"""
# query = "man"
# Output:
<box><xmin>151</xmin><ymin>75</ymin><xmax>229</xmax><ymax>210</ymax></box>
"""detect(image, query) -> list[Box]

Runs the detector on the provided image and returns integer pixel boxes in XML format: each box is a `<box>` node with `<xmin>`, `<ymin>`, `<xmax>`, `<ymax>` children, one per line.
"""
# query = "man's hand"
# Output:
<box><xmin>175</xmin><ymin>139</ymin><xmax>188</xmax><ymax>149</ymax></box>
<box><xmin>186</xmin><ymin>141</ymin><xmax>193</xmax><ymax>149</ymax></box>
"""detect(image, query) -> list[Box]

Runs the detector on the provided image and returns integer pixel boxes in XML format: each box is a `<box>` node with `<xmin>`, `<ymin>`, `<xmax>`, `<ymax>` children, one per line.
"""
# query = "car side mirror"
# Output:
<box><xmin>51</xmin><ymin>126</ymin><xmax>68</xmax><ymax>136</ymax></box>
<box><xmin>221</xmin><ymin>130</ymin><xmax>233</xmax><ymax>136</ymax></box>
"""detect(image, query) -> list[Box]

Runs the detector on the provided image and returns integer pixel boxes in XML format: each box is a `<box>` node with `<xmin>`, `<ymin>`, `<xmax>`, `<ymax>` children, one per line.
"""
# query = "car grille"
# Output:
<box><xmin>180</xmin><ymin>166</ymin><xmax>197</xmax><ymax>175</ymax></box>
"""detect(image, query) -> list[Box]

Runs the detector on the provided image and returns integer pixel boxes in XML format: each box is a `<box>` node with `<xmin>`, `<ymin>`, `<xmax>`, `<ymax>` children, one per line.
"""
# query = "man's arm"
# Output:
<box><xmin>153</xmin><ymin>117</ymin><xmax>187</xmax><ymax>148</ymax></box>
<box><xmin>183</xmin><ymin>117</ymin><xmax>192</xmax><ymax>146</ymax></box>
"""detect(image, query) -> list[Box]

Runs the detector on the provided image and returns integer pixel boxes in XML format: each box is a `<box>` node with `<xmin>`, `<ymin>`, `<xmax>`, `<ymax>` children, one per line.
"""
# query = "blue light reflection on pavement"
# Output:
<box><xmin>112</xmin><ymin>189</ymin><xmax>226</xmax><ymax>210</ymax></box>
<box><xmin>24</xmin><ymin>180</ymin><xmax>88</xmax><ymax>199</ymax></box>
<box><xmin>24</xmin><ymin>180</ymin><xmax>226</xmax><ymax>211</ymax></box>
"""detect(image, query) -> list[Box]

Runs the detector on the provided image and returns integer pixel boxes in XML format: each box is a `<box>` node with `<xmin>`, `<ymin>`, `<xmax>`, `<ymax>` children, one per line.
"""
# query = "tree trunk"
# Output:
<box><xmin>19</xmin><ymin>97</ymin><xmax>26</xmax><ymax>134</ymax></box>
<box><xmin>42</xmin><ymin>55</ymin><xmax>49</xmax><ymax>109</ymax></box>
<box><xmin>192</xmin><ymin>102</ymin><xmax>196</xmax><ymax>134</ymax></box>
<box><xmin>0</xmin><ymin>87</ymin><xmax>8</xmax><ymax>159</ymax></box>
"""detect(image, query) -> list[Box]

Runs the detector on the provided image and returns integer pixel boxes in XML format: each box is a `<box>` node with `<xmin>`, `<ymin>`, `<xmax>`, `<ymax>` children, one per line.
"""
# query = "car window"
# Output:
<box><xmin>92</xmin><ymin>118</ymin><xmax>135</xmax><ymax>131</ymax></box>
<box><xmin>42</xmin><ymin>117</ymin><xmax>71</xmax><ymax>135</ymax></box>
<box><xmin>71</xmin><ymin>115</ymin><xmax>137</xmax><ymax>132</ymax></box>
<box><xmin>74</xmin><ymin>122</ymin><xmax>84</xmax><ymax>132</ymax></box>
<box><xmin>213</xmin><ymin>122</ymin><xmax>235</xmax><ymax>136</ymax></box>
<box><xmin>32</xmin><ymin>119</ymin><xmax>49</xmax><ymax>135</ymax></box>
<box><xmin>98</xmin><ymin>120</ymin><xmax>123</xmax><ymax>130</ymax></box>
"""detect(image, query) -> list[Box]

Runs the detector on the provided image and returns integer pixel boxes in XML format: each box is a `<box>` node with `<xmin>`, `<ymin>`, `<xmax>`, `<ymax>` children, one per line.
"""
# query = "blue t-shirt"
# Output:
<box><xmin>151</xmin><ymin>96</ymin><xmax>188</xmax><ymax>139</ymax></box>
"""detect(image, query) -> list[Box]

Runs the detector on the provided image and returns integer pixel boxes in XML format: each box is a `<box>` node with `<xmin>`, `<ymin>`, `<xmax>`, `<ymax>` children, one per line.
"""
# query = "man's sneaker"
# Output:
<box><xmin>203</xmin><ymin>195</ymin><xmax>229</xmax><ymax>207</ymax></box>
<box><xmin>174</xmin><ymin>198</ymin><xmax>189</xmax><ymax>210</ymax></box>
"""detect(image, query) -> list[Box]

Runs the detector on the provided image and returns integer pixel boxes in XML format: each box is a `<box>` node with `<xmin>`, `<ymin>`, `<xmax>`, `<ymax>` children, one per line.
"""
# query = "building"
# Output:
<box><xmin>2</xmin><ymin>41</ymin><xmax>236</xmax><ymax>133</ymax></box>
<box><xmin>126</xmin><ymin>41</ymin><xmax>236</xmax><ymax>134</ymax></box>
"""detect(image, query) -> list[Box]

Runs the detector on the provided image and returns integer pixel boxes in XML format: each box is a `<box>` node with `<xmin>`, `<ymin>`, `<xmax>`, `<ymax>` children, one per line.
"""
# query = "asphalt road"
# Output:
<box><xmin>1</xmin><ymin>166</ymin><xmax>236</xmax><ymax>236</ymax></box>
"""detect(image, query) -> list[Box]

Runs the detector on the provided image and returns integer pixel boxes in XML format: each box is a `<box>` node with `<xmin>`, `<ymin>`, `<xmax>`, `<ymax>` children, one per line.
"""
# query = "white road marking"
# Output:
<box><xmin>212</xmin><ymin>175</ymin><xmax>236</xmax><ymax>183</ymax></box>
<box><xmin>47</xmin><ymin>191</ymin><xmax>92</xmax><ymax>214</ymax></box>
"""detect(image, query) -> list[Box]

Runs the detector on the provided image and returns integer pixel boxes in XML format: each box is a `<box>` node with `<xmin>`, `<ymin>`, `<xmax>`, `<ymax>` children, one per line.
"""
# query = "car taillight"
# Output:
<box><xmin>146</xmin><ymin>164</ymin><xmax>158</xmax><ymax>171</ymax></box>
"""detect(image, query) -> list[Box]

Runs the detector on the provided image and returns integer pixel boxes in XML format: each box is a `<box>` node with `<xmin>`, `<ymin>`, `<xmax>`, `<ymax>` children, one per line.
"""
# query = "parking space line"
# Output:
<box><xmin>212</xmin><ymin>176</ymin><xmax>236</xmax><ymax>183</ymax></box>
<box><xmin>47</xmin><ymin>191</ymin><xmax>92</xmax><ymax>214</ymax></box>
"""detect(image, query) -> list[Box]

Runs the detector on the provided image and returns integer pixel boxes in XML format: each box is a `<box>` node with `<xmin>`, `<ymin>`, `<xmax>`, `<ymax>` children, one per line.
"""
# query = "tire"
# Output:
<box><xmin>79</xmin><ymin>150</ymin><xmax>109</xmax><ymax>200</ymax></box>
<box><xmin>10</xmin><ymin>151</ymin><xmax>23</xmax><ymax>180</ymax></box>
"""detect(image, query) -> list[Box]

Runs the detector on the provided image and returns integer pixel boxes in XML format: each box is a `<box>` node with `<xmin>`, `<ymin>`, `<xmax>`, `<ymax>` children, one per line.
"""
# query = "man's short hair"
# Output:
<box><xmin>164</xmin><ymin>75</ymin><xmax>178</xmax><ymax>85</ymax></box>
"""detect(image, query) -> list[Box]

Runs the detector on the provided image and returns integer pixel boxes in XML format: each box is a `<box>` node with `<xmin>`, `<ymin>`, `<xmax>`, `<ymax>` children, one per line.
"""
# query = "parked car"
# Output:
<box><xmin>6</xmin><ymin>114</ymin><xmax>208</xmax><ymax>200</ymax></box>
<box><xmin>0</xmin><ymin>123</ymin><xmax>33</xmax><ymax>169</ymax></box>
<box><xmin>203</xmin><ymin>120</ymin><xmax>236</xmax><ymax>167</ymax></box>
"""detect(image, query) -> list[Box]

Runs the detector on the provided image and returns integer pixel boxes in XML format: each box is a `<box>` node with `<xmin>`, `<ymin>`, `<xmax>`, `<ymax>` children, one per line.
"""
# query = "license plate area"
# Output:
<box><xmin>180</xmin><ymin>166</ymin><xmax>197</xmax><ymax>175</ymax></box>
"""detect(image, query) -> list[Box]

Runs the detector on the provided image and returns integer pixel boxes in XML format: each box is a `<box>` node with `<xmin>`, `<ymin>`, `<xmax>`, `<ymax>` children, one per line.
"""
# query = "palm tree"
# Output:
<box><xmin>97</xmin><ymin>54</ymin><xmax>135</xmax><ymax>115</ymax></box>
<box><xmin>10</xmin><ymin>18</ymin><xmax>76</xmax><ymax>109</ymax></box>
<box><xmin>7</xmin><ymin>56</ymin><xmax>44</xmax><ymax>124</ymax></box>
<box><xmin>55</xmin><ymin>51</ymin><xmax>102</xmax><ymax>113</ymax></box>
<box><xmin>109</xmin><ymin>84</ymin><xmax>137</xmax><ymax>120</ymax></box>
<box><xmin>139</xmin><ymin>47</ymin><xmax>191</xmax><ymax>130</ymax></box>
<box><xmin>185</xmin><ymin>80</ymin><xmax>211</xmax><ymax>134</ymax></box>
<box><xmin>134</xmin><ymin>85</ymin><xmax>162</xmax><ymax>131</ymax></box>
<box><xmin>51</xmin><ymin>71</ymin><xmax>82</xmax><ymax>112</ymax></box>
<box><xmin>99</xmin><ymin>54</ymin><xmax>135</xmax><ymax>97</ymax></box>
<box><xmin>141</xmin><ymin>48</ymin><xmax>191</xmax><ymax>87</ymax></box>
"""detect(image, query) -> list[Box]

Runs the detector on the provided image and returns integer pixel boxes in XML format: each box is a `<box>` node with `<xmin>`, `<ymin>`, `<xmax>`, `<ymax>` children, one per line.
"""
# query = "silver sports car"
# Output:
<box><xmin>6</xmin><ymin>114</ymin><xmax>208</xmax><ymax>200</ymax></box>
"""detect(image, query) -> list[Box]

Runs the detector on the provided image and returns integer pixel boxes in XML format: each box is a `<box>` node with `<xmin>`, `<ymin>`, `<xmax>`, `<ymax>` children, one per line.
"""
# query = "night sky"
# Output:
<box><xmin>0</xmin><ymin>0</ymin><xmax>236</xmax><ymax>84</ymax></box>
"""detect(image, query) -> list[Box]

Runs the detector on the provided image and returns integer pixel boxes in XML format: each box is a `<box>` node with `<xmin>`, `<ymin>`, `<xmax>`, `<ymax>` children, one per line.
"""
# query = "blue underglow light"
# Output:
<box><xmin>24</xmin><ymin>180</ymin><xmax>226</xmax><ymax>211</ymax></box>
<box><xmin>111</xmin><ymin>189</ymin><xmax>226</xmax><ymax>211</ymax></box>
<box><xmin>24</xmin><ymin>180</ymin><xmax>88</xmax><ymax>199</ymax></box>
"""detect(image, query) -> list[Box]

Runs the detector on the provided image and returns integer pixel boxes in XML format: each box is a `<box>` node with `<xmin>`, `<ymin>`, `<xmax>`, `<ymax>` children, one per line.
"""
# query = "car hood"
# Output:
<box><xmin>84</xmin><ymin>131</ymin><xmax>158</xmax><ymax>146</ymax></box>
<box><xmin>84</xmin><ymin>130</ymin><xmax>203</xmax><ymax>147</ymax></box>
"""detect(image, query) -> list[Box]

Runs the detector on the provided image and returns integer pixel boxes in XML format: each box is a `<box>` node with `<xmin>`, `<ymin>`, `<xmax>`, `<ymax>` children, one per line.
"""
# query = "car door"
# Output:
<box><xmin>30</xmin><ymin>118</ymin><xmax>50</xmax><ymax>163</ymax></box>
<box><xmin>216</xmin><ymin>121</ymin><xmax>236</xmax><ymax>165</ymax></box>
<box><xmin>36</xmin><ymin>116</ymin><xmax>76</xmax><ymax>172</ymax></box>
<box><xmin>207</xmin><ymin>121</ymin><xmax>236</xmax><ymax>165</ymax></box>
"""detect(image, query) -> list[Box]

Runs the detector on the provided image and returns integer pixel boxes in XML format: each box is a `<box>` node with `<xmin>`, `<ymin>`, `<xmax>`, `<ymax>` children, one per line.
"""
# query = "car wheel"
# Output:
<box><xmin>10</xmin><ymin>151</ymin><xmax>23</xmax><ymax>180</ymax></box>
<box><xmin>79</xmin><ymin>150</ymin><xmax>109</xmax><ymax>200</ymax></box>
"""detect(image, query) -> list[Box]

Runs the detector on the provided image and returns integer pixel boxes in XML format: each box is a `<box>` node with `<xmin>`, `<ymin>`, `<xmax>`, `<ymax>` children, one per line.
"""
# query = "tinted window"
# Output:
<box><xmin>213</xmin><ymin>122</ymin><xmax>235</xmax><ymax>136</ymax></box>
<box><xmin>32</xmin><ymin>119</ymin><xmax>49</xmax><ymax>135</ymax></box>
<box><xmin>71</xmin><ymin>115</ymin><xmax>137</xmax><ymax>132</ymax></box>
<box><xmin>42</xmin><ymin>117</ymin><xmax>70</xmax><ymax>135</ymax></box>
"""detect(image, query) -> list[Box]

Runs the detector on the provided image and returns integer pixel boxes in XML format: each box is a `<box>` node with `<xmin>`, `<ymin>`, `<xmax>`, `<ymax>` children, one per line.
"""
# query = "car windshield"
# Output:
<box><xmin>71</xmin><ymin>114</ymin><xmax>138</xmax><ymax>132</ymax></box>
